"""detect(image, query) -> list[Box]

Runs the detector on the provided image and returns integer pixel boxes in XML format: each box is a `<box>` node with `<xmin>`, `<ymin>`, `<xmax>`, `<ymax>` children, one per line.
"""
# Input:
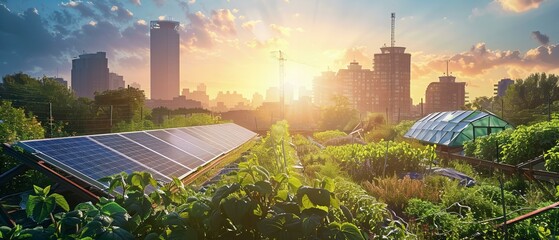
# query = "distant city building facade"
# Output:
<box><xmin>130</xmin><ymin>82</ymin><xmax>141</xmax><ymax>89</ymax></box>
<box><xmin>109</xmin><ymin>72</ymin><xmax>125</xmax><ymax>90</ymax></box>
<box><xmin>182</xmin><ymin>83</ymin><xmax>210</xmax><ymax>108</ymax></box>
<box><xmin>336</xmin><ymin>61</ymin><xmax>373</xmax><ymax>112</ymax></box>
<box><xmin>265</xmin><ymin>87</ymin><xmax>280</xmax><ymax>102</ymax></box>
<box><xmin>312</xmin><ymin>70</ymin><xmax>336</xmax><ymax>106</ymax></box>
<box><xmin>252</xmin><ymin>92</ymin><xmax>264</xmax><ymax>108</ymax></box>
<box><xmin>150</xmin><ymin>20</ymin><xmax>180</xmax><ymax>100</ymax></box>
<box><xmin>425</xmin><ymin>75</ymin><xmax>466</xmax><ymax>114</ymax></box>
<box><xmin>53</xmin><ymin>77</ymin><xmax>68</xmax><ymax>88</ymax></box>
<box><xmin>71</xmin><ymin>52</ymin><xmax>109</xmax><ymax>98</ymax></box>
<box><xmin>372</xmin><ymin>47</ymin><xmax>411</xmax><ymax>122</ymax></box>
<box><xmin>494</xmin><ymin>78</ymin><xmax>514</xmax><ymax>97</ymax></box>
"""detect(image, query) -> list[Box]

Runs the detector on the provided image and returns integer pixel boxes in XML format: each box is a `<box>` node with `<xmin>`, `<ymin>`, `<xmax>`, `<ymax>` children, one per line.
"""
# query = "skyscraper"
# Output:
<box><xmin>71</xmin><ymin>52</ymin><xmax>109</xmax><ymax>98</ymax></box>
<box><xmin>372</xmin><ymin>46</ymin><xmax>411</xmax><ymax>122</ymax></box>
<box><xmin>150</xmin><ymin>20</ymin><xmax>180</xmax><ymax>100</ymax></box>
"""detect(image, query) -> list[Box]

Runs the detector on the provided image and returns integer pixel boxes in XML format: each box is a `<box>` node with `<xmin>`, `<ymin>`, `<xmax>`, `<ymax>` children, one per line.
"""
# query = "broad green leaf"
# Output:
<box><xmin>162</xmin><ymin>212</ymin><xmax>184</xmax><ymax>226</ymax></box>
<box><xmin>301</xmin><ymin>215</ymin><xmax>322</xmax><ymax>236</ymax></box>
<box><xmin>297</xmin><ymin>187</ymin><xmax>331</xmax><ymax>207</ymax></box>
<box><xmin>221</xmin><ymin>197</ymin><xmax>251</xmax><ymax>226</ymax></box>
<box><xmin>80</xmin><ymin>220</ymin><xmax>105</xmax><ymax>237</ymax></box>
<box><xmin>211</xmin><ymin>183</ymin><xmax>240</xmax><ymax>206</ymax></box>
<box><xmin>33</xmin><ymin>185</ymin><xmax>43</xmax><ymax>195</ymax></box>
<box><xmin>288</xmin><ymin>177</ymin><xmax>302</xmax><ymax>191</ymax></box>
<box><xmin>276</xmin><ymin>189</ymin><xmax>289</xmax><ymax>201</ymax></box>
<box><xmin>98</xmin><ymin>226</ymin><xmax>135</xmax><ymax>240</ymax></box>
<box><xmin>257</xmin><ymin>213</ymin><xmax>302</xmax><ymax>240</ymax></box>
<box><xmin>101</xmin><ymin>202</ymin><xmax>127</xmax><ymax>216</ymax></box>
<box><xmin>50</xmin><ymin>193</ymin><xmax>70</xmax><ymax>212</ymax></box>
<box><xmin>26</xmin><ymin>195</ymin><xmax>56</xmax><ymax>222</ymax></box>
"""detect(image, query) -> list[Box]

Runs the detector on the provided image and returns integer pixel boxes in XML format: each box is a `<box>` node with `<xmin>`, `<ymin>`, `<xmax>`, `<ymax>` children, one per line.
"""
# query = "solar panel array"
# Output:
<box><xmin>16</xmin><ymin>123</ymin><xmax>257</xmax><ymax>190</ymax></box>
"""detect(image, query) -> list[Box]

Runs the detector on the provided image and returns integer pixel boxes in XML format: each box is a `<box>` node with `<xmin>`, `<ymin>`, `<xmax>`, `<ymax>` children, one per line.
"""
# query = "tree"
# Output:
<box><xmin>0</xmin><ymin>101</ymin><xmax>48</xmax><ymax>195</ymax></box>
<box><xmin>319</xmin><ymin>95</ymin><xmax>359</xmax><ymax>131</ymax></box>
<box><xmin>0</xmin><ymin>73</ymin><xmax>88</xmax><ymax>136</ymax></box>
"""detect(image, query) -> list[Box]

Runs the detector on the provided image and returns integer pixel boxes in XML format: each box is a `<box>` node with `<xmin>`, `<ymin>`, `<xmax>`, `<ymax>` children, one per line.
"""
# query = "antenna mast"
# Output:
<box><xmin>391</xmin><ymin>12</ymin><xmax>395</xmax><ymax>47</ymax></box>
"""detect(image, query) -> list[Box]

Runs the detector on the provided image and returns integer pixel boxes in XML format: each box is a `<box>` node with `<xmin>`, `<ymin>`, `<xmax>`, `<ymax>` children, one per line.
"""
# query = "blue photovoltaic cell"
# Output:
<box><xmin>91</xmin><ymin>134</ymin><xmax>191</xmax><ymax>177</ymax></box>
<box><xmin>17</xmin><ymin>123</ymin><xmax>257</xmax><ymax>192</ymax></box>
<box><xmin>179</xmin><ymin>128</ymin><xmax>231</xmax><ymax>150</ymax></box>
<box><xmin>165</xmin><ymin>129</ymin><xmax>224</xmax><ymax>155</ymax></box>
<box><xmin>190</xmin><ymin>126</ymin><xmax>236</xmax><ymax>149</ymax></box>
<box><xmin>122</xmin><ymin>132</ymin><xmax>206</xmax><ymax>168</ymax></box>
<box><xmin>194</xmin><ymin>126</ymin><xmax>236</xmax><ymax>146</ymax></box>
<box><xmin>21</xmin><ymin>137</ymin><xmax>168</xmax><ymax>185</ymax></box>
<box><xmin>147</xmin><ymin>130</ymin><xmax>215</xmax><ymax>161</ymax></box>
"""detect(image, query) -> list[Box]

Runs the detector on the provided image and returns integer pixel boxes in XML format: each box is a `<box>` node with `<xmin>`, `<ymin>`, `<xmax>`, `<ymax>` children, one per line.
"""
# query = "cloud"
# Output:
<box><xmin>61</xmin><ymin>1</ymin><xmax>97</xmax><ymax>19</ymax></box>
<box><xmin>241</xmin><ymin>20</ymin><xmax>261</xmax><ymax>32</ymax></box>
<box><xmin>531</xmin><ymin>31</ymin><xmax>549</xmax><ymax>45</ymax></box>
<box><xmin>181</xmin><ymin>9</ymin><xmax>239</xmax><ymax>51</ymax></box>
<box><xmin>0</xmin><ymin>3</ymin><xmax>153</xmax><ymax>77</ymax></box>
<box><xmin>130</xmin><ymin>0</ymin><xmax>141</xmax><ymax>5</ymax></box>
<box><xmin>210</xmin><ymin>9</ymin><xmax>237</xmax><ymax>35</ymax></box>
<box><xmin>333</xmin><ymin>47</ymin><xmax>371</xmax><ymax>69</ymax></box>
<box><xmin>495</xmin><ymin>0</ymin><xmax>544</xmax><ymax>12</ymax></box>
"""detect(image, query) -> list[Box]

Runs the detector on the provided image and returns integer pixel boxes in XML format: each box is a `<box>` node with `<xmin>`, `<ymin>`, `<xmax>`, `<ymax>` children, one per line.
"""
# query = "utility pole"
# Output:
<box><xmin>49</xmin><ymin>102</ymin><xmax>53</xmax><ymax>137</ymax></box>
<box><xmin>109</xmin><ymin>105</ymin><xmax>113</xmax><ymax>131</ymax></box>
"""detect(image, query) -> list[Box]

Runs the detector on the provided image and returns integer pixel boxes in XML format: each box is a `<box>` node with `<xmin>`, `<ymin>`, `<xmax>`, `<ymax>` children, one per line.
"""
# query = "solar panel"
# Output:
<box><xmin>90</xmin><ymin>134</ymin><xmax>191</xmax><ymax>178</ymax></box>
<box><xmin>16</xmin><ymin>123</ymin><xmax>257</xmax><ymax>192</ymax></box>
<box><xmin>20</xmin><ymin>137</ymin><xmax>171</xmax><ymax>189</ymax></box>
<box><xmin>146</xmin><ymin>130</ymin><xmax>215</xmax><ymax>161</ymax></box>
<box><xmin>121</xmin><ymin>132</ymin><xmax>206</xmax><ymax>168</ymax></box>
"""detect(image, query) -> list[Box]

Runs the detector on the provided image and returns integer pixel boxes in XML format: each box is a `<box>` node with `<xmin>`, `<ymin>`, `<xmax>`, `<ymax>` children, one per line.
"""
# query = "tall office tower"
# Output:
<box><xmin>109</xmin><ymin>72</ymin><xmax>125</xmax><ymax>90</ymax></box>
<box><xmin>71</xmin><ymin>52</ymin><xmax>110</xmax><ymax>98</ymax></box>
<box><xmin>336</xmin><ymin>61</ymin><xmax>373</xmax><ymax>112</ymax></box>
<box><xmin>150</xmin><ymin>20</ymin><xmax>180</xmax><ymax>100</ymax></box>
<box><xmin>425</xmin><ymin>74</ymin><xmax>466</xmax><ymax>114</ymax></box>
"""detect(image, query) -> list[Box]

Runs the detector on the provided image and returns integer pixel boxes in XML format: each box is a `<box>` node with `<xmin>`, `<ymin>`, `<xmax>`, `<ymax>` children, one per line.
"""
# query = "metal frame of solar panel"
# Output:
<box><xmin>16</xmin><ymin>123</ymin><xmax>257</xmax><ymax>192</ymax></box>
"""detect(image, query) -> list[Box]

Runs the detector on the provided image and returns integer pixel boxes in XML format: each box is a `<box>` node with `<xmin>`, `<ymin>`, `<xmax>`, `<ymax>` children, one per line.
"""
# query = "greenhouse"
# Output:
<box><xmin>404</xmin><ymin>110</ymin><xmax>513</xmax><ymax>147</ymax></box>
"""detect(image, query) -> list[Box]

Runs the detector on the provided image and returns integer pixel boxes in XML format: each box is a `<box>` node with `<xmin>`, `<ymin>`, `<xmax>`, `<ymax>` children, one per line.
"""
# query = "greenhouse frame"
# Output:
<box><xmin>404</xmin><ymin>110</ymin><xmax>513</xmax><ymax>147</ymax></box>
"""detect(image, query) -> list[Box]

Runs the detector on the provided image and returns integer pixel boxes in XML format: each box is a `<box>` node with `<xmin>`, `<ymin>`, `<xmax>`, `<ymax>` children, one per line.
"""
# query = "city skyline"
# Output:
<box><xmin>1</xmin><ymin>0</ymin><xmax>559</xmax><ymax>103</ymax></box>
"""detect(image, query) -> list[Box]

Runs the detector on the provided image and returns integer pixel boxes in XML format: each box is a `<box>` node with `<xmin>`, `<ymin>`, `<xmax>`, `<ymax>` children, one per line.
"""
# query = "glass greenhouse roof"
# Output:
<box><xmin>404</xmin><ymin>110</ymin><xmax>513</xmax><ymax>147</ymax></box>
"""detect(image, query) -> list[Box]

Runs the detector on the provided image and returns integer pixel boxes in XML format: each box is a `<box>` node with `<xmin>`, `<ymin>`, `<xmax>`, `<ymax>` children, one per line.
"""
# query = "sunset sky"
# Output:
<box><xmin>1</xmin><ymin>0</ymin><xmax>558</xmax><ymax>103</ymax></box>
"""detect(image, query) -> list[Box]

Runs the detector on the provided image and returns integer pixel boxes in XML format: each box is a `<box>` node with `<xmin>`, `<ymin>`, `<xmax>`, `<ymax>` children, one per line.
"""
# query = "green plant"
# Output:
<box><xmin>363</xmin><ymin>176</ymin><xmax>439</xmax><ymax>215</ymax></box>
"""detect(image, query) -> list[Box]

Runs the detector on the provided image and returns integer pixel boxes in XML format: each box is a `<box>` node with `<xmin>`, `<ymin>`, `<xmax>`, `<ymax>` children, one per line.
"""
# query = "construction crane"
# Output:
<box><xmin>271</xmin><ymin>50</ymin><xmax>286</xmax><ymax>119</ymax></box>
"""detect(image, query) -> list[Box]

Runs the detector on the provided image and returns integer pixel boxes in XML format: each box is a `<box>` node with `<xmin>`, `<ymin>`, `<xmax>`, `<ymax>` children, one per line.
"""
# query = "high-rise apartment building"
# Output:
<box><xmin>109</xmin><ymin>72</ymin><xmax>125</xmax><ymax>90</ymax></box>
<box><xmin>494</xmin><ymin>78</ymin><xmax>514</xmax><ymax>97</ymax></box>
<box><xmin>372</xmin><ymin>46</ymin><xmax>411</xmax><ymax>122</ymax></box>
<box><xmin>71</xmin><ymin>52</ymin><xmax>109</xmax><ymax>98</ymax></box>
<box><xmin>150</xmin><ymin>20</ymin><xmax>180</xmax><ymax>100</ymax></box>
<box><xmin>336</xmin><ymin>61</ymin><xmax>373</xmax><ymax>112</ymax></box>
<box><xmin>425</xmin><ymin>74</ymin><xmax>466</xmax><ymax>114</ymax></box>
<box><xmin>312</xmin><ymin>70</ymin><xmax>336</xmax><ymax>107</ymax></box>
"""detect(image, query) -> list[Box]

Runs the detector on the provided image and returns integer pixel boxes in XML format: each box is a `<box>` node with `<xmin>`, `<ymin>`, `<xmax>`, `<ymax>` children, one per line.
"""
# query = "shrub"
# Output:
<box><xmin>313</xmin><ymin>130</ymin><xmax>347</xmax><ymax>143</ymax></box>
<box><xmin>363</xmin><ymin>176</ymin><xmax>439</xmax><ymax>215</ymax></box>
